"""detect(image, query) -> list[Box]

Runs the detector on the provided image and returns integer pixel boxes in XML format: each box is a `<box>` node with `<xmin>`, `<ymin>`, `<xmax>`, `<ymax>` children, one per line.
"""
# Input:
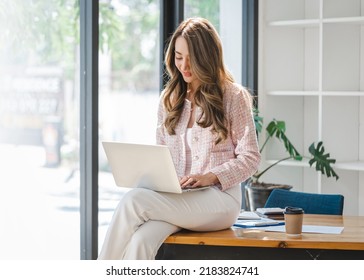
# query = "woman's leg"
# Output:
<box><xmin>123</xmin><ymin>220</ymin><xmax>180</xmax><ymax>260</ymax></box>
<box><xmin>98</xmin><ymin>185</ymin><xmax>241</xmax><ymax>260</ymax></box>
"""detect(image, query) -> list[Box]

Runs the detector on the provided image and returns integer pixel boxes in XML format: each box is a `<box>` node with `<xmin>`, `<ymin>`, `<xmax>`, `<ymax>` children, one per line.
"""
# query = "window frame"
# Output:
<box><xmin>80</xmin><ymin>0</ymin><xmax>99</xmax><ymax>260</ymax></box>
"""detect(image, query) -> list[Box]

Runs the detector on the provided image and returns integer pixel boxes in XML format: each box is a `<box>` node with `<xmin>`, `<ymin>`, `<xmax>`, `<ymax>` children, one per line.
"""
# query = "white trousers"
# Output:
<box><xmin>98</xmin><ymin>185</ymin><xmax>241</xmax><ymax>260</ymax></box>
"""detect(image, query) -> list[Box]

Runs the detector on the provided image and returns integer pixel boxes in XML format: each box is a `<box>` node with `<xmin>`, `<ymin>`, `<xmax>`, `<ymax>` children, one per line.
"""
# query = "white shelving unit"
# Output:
<box><xmin>258</xmin><ymin>0</ymin><xmax>364</xmax><ymax>215</ymax></box>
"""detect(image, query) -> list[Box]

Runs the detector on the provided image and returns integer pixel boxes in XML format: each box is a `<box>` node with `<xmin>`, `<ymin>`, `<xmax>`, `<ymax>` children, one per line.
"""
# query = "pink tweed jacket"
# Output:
<box><xmin>156</xmin><ymin>82</ymin><xmax>261</xmax><ymax>191</ymax></box>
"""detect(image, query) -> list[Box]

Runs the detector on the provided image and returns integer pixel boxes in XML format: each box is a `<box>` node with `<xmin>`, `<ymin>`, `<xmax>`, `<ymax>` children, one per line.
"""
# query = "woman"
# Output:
<box><xmin>98</xmin><ymin>17</ymin><xmax>260</xmax><ymax>260</ymax></box>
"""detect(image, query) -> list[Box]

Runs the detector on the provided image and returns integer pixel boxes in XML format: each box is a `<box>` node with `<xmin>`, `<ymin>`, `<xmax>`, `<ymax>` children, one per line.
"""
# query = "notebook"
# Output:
<box><xmin>102</xmin><ymin>141</ymin><xmax>209</xmax><ymax>194</ymax></box>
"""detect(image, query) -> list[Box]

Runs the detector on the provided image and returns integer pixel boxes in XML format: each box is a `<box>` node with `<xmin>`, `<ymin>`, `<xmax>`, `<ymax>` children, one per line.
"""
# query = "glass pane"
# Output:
<box><xmin>0</xmin><ymin>1</ymin><xmax>80</xmax><ymax>259</ymax></box>
<box><xmin>184</xmin><ymin>0</ymin><xmax>220</xmax><ymax>29</ymax></box>
<box><xmin>184</xmin><ymin>0</ymin><xmax>243</xmax><ymax>84</ymax></box>
<box><xmin>98</xmin><ymin>0</ymin><xmax>160</xmax><ymax>254</ymax></box>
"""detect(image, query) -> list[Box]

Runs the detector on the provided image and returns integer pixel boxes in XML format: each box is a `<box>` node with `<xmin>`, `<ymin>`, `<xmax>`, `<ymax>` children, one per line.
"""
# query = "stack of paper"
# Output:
<box><xmin>256</xmin><ymin>207</ymin><xmax>285</xmax><ymax>220</ymax></box>
<box><xmin>237</xmin><ymin>210</ymin><xmax>261</xmax><ymax>220</ymax></box>
<box><xmin>234</xmin><ymin>210</ymin><xmax>285</xmax><ymax>228</ymax></box>
<box><xmin>234</xmin><ymin>218</ymin><xmax>285</xmax><ymax>228</ymax></box>
<box><xmin>256</xmin><ymin>207</ymin><xmax>285</xmax><ymax>215</ymax></box>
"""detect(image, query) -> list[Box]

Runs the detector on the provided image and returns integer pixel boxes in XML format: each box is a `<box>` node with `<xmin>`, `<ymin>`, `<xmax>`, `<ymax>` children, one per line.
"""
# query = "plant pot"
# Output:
<box><xmin>244</xmin><ymin>181</ymin><xmax>292</xmax><ymax>211</ymax></box>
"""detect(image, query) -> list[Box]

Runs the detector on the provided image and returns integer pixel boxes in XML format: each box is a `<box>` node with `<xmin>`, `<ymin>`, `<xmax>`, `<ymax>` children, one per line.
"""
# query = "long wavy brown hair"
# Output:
<box><xmin>162</xmin><ymin>17</ymin><xmax>234</xmax><ymax>144</ymax></box>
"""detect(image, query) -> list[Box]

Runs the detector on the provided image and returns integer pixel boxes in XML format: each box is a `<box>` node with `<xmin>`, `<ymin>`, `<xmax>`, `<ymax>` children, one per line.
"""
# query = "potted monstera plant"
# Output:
<box><xmin>244</xmin><ymin>109</ymin><xmax>339</xmax><ymax>211</ymax></box>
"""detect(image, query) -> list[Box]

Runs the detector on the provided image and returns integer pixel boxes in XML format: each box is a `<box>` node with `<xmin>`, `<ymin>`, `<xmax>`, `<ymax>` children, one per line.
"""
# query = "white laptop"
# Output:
<box><xmin>102</xmin><ymin>141</ymin><xmax>208</xmax><ymax>194</ymax></box>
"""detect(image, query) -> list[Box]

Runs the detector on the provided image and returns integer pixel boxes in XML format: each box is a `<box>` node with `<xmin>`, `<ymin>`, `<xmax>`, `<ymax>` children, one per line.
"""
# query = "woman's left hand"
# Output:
<box><xmin>180</xmin><ymin>172</ymin><xmax>219</xmax><ymax>189</ymax></box>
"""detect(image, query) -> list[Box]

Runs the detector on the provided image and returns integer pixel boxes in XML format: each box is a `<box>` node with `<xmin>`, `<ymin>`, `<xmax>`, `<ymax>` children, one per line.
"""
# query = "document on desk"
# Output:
<box><xmin>237</xmin><ymin>210</ymin><xmax>261</xmax><ymax>220</ymax></box>
<box><xmin>257</xmin><ymin>225</ymin><xmax>344</xmax><ymax>234</ymax></box>
<box><xmin>233</xmin><ymin>217</ymin><xmax>285</xmax><ymax>228</ymax></box>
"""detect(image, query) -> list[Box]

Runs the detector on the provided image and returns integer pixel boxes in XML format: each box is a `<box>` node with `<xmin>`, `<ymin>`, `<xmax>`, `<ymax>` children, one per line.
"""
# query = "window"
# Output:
<box><xmin>97</xmin><ymin>0</ymin><xmax>161</xmax><ymax>253</ymax></box>
<box><xmin>184</xmin><ymin>0</ymin><xmax>243</xmax><ymax>84</ymax></box>
<box><xmin>0</xmin><ymin>0</ymin><xmax>256</xmax><ymax>259</ymax></box>
<box><xmin>0</xmin><ymin>0</ymin><xmax>80</xmax><ymax>259</ymax></box>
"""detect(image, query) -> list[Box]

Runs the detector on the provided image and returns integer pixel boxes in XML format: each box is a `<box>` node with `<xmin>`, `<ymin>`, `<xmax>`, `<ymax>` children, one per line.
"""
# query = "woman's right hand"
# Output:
<box><xmin>180</xmin><ymin>172</ymin><xmax>219</xmax><ymax>189</ymax></box>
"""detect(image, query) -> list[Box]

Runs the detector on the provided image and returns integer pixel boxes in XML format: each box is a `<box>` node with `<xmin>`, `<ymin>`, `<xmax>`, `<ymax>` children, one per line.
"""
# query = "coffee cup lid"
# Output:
<box><xmin>284</xmin><ymin>206</ymin><xmax>304</xmax><ymax>214</ymax></box>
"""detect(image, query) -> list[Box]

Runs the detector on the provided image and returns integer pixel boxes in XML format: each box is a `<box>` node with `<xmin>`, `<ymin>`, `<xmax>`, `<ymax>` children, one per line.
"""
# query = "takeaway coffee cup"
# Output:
<box><xmin>284</xmin><ymin>206</ymin><xmax>304</xmax><ymax>238</ymax></box>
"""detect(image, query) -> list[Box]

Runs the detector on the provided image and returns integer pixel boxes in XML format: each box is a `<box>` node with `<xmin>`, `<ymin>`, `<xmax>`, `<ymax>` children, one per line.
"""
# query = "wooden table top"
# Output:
<box><xmin>164</xmin><ymin>215</ymin><xmax>364</xmax><ymax>251</ymax></box>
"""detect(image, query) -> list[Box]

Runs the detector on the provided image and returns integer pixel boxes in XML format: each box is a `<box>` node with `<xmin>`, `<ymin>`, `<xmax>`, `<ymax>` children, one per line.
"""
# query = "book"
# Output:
<box><xmin>233</xmin><ymin>218</ymin><xmax>285</xmax><ymax>228</ymax></box>
<box><xmin>258</xmin><ymin>213</ymin><xmax>285</xmax><ymax>220</ymax></box>
<box><xmin>256</xmin><ymin>207</ymin><xmax>285</xmax><ymax>215</ymax></box>
<box><xmin>238</xmin><ymin>210</ymin><xmax>261</xmax><ymax>220</ymax></box>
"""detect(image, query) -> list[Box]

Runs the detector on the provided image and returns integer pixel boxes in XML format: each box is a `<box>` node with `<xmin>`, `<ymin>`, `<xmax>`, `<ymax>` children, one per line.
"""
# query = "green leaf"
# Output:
<box><xmin>253</xmin><ymin>108</ymin><xmax>263</xmax><ymax>134</ymax></box>
<box><xmin>308</xmin><ymin>142</ymin><xmax>339</xmax><ymax>180</ymax></box>
<box><xmin>266</xmin><ymin>119</ymin><xmax>302</xmax><ymax>160</ymax></box>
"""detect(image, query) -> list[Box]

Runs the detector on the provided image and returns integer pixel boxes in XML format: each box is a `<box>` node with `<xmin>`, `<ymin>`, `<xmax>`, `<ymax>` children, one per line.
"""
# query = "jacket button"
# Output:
<box><xmin>193</xmin><ymin>156</ymin><xmax>199</xmax><ymax>160</ymax></box>
<box><xmin>193</xmin><ymin>137</ymin><xmax>199</xmax><ymax>142</ymax></box>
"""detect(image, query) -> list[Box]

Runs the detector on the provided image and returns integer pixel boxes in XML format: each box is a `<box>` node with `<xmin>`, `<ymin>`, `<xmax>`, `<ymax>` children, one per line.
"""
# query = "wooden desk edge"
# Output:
<box><xmin>164</xmin><ymin>215</ymin><xmax>364</xmax><ymax>251</ymax></box>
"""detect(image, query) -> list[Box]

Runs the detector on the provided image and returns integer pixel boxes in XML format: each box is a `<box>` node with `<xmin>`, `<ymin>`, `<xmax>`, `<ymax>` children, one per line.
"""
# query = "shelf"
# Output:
<box><xmin>261</xmin><ymin>0</ymin><xmax>364</xmax><ymax>215</ymax></box>
<box><xmin>268</xmin><ymin>19</ymin><xmax>319</xmax><ymax>28</ymax></box>
<box><xmin>267</xmin><ymin>91</ymin><xmax>364</xmax><ymax>97</ymax></box>
<box><xmin>266</xmin><ymin>158</ymin><xmax>310</xmax><ymax>168</ymax></box>
<box><xmin>334</xmin><ymin>162</ymin><xmax>364</xmax><ymax>171</ymax></box>
<box><xmin>266</xmin><ymin>159</ymin><xmax>364</xmax><ymax>171</ymax></box>
<box><xmin>268</xmin><ymin>17</ymin><xmax>364</xmax><ymax>27</ymax></box>
<box><xmin>268</xmin><ymin>91</ymin><xmax>320</xmax><ymax>96</ymax></box>
<box><xmin>321</xmin><ymin>91</ymin><xmax>364</xmax><ymax>97</ymax></box>
<box><xmin>323</xmin><ymin>17</ymin><xmax>364</xmax><ymax>25</ymax></box>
